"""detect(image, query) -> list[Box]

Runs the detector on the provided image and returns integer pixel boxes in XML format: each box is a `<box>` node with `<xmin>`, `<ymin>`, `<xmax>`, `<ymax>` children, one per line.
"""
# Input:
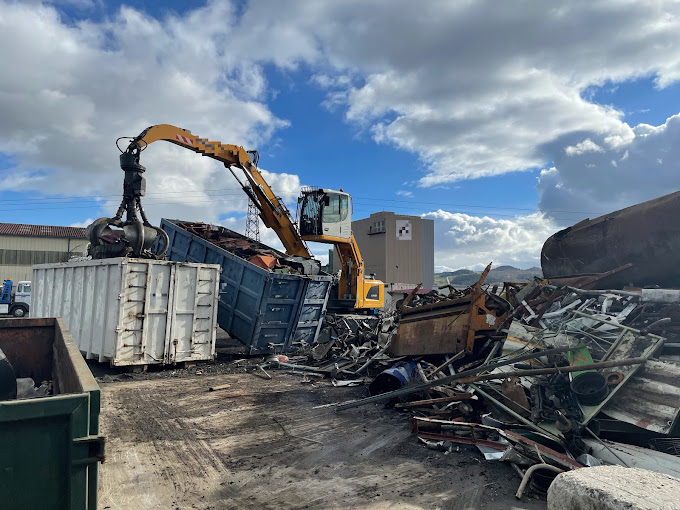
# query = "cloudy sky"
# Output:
<box><xmin>1</xmin><ymin>0</ymin><xmax>679</xmax><ymax>271</ymax></box>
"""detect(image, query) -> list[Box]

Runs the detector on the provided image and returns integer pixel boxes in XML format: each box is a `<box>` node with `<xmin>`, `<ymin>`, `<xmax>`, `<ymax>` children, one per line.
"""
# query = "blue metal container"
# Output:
<box><xmin>161</xmin><ymin>219</ymin><xmax>332</xmax><ymax>354</ymax></box>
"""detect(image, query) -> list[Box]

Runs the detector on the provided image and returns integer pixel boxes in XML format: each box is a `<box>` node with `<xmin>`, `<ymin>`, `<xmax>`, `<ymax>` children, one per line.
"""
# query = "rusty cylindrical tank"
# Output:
<box><xmin>541</xmin><ymin>190</ymin><xmax>680</xmax><ymax>289</ymax></box>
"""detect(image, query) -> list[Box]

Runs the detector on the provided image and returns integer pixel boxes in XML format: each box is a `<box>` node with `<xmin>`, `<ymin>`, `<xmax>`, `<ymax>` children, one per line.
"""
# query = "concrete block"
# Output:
<box><xmin>548</xmin><ymin>466</ymin><xmax>680</xmax><ymax>510</ymax></box>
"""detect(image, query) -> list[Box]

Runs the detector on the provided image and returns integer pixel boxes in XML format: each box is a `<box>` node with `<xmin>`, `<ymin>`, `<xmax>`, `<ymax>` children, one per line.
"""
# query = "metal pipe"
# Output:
<box><xmin>569</xmin><ymin>309</ymin><xmax>645</xmax><ymax>334</ymax></box>
<box><xmin>515</xmin><ymin>463</ymin><xmax>564</xmax><ymax>499</ymax></box>
<box><xmin>455</xmin><ymin>357</ymin><xmax>646</xmax><ymax>384</ymax></box>
<box><xmin>429</xmin><ymin>350</ymin><xmax>465</xmax><ymax>378</ymax></box>
<box><xmin>584</xmin><ymin>426</ymin><xmax>629</xmax><ymax>468</ymax></box>
<box><xmin>271</xmin><ymin>361</ymin><xmax>330</xmax><ymax>374</ymax></box>
<box><xmin>354</xmin><ymin>337</ymin><xmax>392</xmax><ymax>375</ymax></box>
<box><xmin>482</xmin><ymin>340</ymin><xmax>503</xmax><ymax>365</ymax></box>
<box><xmin>544</xmin><ymin>284</ymin><xmax>641</xmax><ymax>298</ymax></box>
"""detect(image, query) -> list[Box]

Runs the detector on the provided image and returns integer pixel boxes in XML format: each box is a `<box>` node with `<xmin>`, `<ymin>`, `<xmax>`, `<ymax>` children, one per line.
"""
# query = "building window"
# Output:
<box><xmin>368</xmin><ymin>219</ymin><xmax>386</xmax><ymax>235</ymax></box>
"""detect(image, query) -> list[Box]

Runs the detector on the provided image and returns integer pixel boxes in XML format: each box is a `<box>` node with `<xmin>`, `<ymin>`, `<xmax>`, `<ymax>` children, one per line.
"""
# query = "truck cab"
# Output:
<box><xmin>0</xmin><ymin>280</ymin><xmax>31</xmax><ymax>317</ymax></box>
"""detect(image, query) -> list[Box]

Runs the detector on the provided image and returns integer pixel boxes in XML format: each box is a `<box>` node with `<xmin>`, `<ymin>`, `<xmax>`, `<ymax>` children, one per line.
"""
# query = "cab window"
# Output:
<box><xmin>323</xmin><ymin>194</ymin><xmax>341</xmax><ymax>223</ymax></box>
<box><xmin>322</xmin><ymin>194</ymin><xmax>349</xmax><ymax>224</ymax></box>
<box><xmin>339</xmin><ymin>194</ymin><xmax>349</xmax><ymax>221</ymax></box>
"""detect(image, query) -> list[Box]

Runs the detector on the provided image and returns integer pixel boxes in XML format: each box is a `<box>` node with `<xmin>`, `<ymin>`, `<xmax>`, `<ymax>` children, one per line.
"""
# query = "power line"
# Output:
<box><xmin>0</xmin><ymin>197</ymin><xmax>588</xmax><ymax>223</ymax></box>
<box><xmin>0</xmin><ymin>189</ymin><xmax>599</xmax><ymax>216</ymax></box>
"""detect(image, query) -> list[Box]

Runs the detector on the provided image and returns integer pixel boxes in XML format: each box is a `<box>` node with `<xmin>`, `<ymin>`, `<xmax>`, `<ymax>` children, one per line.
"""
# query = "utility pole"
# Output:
<box><xmin>244</xmin><ymin>186</ymin><xmax>260</xmax><ymax>242</ymax></box>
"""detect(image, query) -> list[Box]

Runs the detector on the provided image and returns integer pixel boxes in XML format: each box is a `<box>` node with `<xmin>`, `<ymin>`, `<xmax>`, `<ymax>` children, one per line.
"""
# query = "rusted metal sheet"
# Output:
<box><xmin>541</xmin><ymin>190</ymin><xmax>680</xmax><ymax>289</ymax></box>
<box><xmin>410</xmin><ymin>418</ymin><xmax>509</xmax><ymax>451</ymax></box>
<box><xmin>502</xmin><ymin>430</ymin><xmax>583</xmax><ymax>470</ymax></box>
<box><xmin>390</xmin><ymin>292</ymin><xmax>506</xmax><ymax>356</ymax></box>
<box><xmin>602</xmin><ymin>359</ymin><xmax>680</xmax><ymax>435</ymax></box>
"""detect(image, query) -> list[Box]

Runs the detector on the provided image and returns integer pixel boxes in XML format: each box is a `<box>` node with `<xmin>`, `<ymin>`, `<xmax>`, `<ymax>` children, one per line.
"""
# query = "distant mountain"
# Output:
<box><xmin>448</xmin><ymin>268</ymin><xmax>477</xmax><ymax>276</ymax></box>
<box><xmin>434</xmin><ymin>265</ymin><xmax>542</xmax><ymax>289</ymax></box>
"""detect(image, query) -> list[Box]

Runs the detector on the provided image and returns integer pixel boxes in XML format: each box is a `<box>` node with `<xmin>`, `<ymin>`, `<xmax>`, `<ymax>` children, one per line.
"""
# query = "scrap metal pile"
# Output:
<box><xmin>268</xmin><ymin>262</ymin><xmax>680</xmax><ymax>499</ymax></box>
<box><xmin>178</xmin><ymin>221</ymin><xmax>321</xmax><ymax>275</ymax></box>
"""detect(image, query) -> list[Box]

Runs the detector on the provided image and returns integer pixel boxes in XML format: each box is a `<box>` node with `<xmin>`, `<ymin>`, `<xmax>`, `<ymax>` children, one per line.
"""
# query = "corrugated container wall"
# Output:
<box><xmin>161</xmin><ymin>219</ymin><xmax>333</xmax><ymax>354</ymax></box>
<box><xmin>32</xmin><ymin>258</ymin><xmax>220</xmax><ymax>366</ymax></box>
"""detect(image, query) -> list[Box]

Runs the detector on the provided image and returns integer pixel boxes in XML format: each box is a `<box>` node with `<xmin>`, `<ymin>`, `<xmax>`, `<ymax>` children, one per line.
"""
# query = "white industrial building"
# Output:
<box><xmin>334</xmin><ymin>211</ymin><xmax>435</xmax><ymax>292</ymax></box>
<box><xmin>0</xmin><ymin>223</ymin><xmax>88</xmax><ymax>282</ymax></box>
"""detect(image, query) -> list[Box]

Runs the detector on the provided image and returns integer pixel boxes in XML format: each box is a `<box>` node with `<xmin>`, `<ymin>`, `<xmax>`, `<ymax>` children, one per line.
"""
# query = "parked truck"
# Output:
<box><xmin>0</xmin><ymin>279</ymin><xmax>31</xmax><ymax>317</ymax></box>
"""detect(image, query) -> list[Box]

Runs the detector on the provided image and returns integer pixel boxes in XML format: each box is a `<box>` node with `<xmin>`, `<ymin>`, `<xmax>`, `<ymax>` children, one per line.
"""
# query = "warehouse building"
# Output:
<box><xmin>336</xmin><ymin>212</ymin><xmax>434</xmax><ymax>293</ymax></box>
<box><xmin>0</xmin><ymin>223</ymin><xmax>88</xmax><ymax>282</ymax></box>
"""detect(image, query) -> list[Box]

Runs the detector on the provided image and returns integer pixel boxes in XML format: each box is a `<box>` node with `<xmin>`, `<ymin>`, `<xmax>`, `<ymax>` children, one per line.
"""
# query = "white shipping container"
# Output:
<box><xmin>32</xmin><ymin>258</ymin><xmax>221</xmax><ymax>366</ymax></box>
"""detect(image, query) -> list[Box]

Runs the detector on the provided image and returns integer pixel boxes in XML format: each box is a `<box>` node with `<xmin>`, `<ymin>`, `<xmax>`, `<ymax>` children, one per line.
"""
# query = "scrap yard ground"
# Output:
<box><xmin>96</xmin><ymin>352</ymin><xmax>544</xmax><ymax>510</ymax></box>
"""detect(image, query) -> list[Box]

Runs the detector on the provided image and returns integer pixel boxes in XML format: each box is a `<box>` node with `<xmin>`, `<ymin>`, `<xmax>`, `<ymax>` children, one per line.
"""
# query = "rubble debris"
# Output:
<box><xmin>333</xmin><ymin>346</ymin><xmax>576</xmax><ymax>411</ymax></box>
<box><xmin>0</xmin><ymin>349</ymin><xmax>50</xmax><ymax>401</ymax></box>
<box><xmin>15</xmin><ymin>377</ymin><xmax>50</xmax><ymax>399</ymax></box>
<box><xmin>208</xmin><ymin>383</ymin><xmax>231</xmax><ymax>392</ymax></box>
<box><xmin>256</xmin><ymin>364</ymin><xmax>272</xmax><ymax>380</ymax></box>
<box><xmin>253</xmin><ymin>255</ymin><xmax>680</xmax><ymax>500</ymax></box>
<box><xmin>177</xmin><ymin>221</ymin><xmax>321</xmax><ymax>276</ymax></box>
<box><xmin>649</xmin><ymin>438</ymin><xmax>680</xmax><ymax>457</ymax></box>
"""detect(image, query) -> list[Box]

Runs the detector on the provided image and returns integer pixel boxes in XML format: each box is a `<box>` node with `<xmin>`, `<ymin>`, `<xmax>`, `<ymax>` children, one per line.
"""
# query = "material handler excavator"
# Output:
<box><xmin>87</xmin><ymin>124</ymin><xmax>384</xmax><ymax>310</ymax></box>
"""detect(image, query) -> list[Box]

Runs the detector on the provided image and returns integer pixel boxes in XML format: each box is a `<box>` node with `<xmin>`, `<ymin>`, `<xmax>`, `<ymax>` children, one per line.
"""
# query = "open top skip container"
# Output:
<box><xmin>32</xmin><ymin>257</ymin><xmax>221</xmax><ymax>366</ymax></box>
<box><xmin>161</xmin><ymin>218</ymin><xmax>332</xmax><ymax>354</ymax></box>
<box><xmin>0</xmin><ymin>317</ymin><xmax>104</xmax><ymax>510</ymax></box>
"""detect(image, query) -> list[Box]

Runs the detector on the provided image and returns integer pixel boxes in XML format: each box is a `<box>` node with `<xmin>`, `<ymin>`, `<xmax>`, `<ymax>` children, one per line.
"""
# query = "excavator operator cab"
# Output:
<box><xmin>298</xmin><ymin>187</ymin><xmax>352</xmax><ymax>241</ymax></box>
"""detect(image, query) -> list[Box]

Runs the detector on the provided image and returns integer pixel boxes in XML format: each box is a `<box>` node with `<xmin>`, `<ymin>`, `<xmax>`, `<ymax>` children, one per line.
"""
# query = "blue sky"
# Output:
<box><xmin>2</xmin><ymin>1</ymin><xmax>680</xmax><ymax>270</ymax></box>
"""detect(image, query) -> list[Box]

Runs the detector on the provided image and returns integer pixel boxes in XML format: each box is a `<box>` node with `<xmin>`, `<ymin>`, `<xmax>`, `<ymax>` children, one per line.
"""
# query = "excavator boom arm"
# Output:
<box><xmin>128</xmin><ymin>124</ymin><xmax>311</xmax><ymax>258</ymax></box>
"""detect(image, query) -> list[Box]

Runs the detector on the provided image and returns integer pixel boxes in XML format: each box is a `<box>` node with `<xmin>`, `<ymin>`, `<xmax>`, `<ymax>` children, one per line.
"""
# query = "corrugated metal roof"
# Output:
<box><xmin>0</xmin><ymin>222</ymin><xmax>87</xmax><ymax>239</ymax></box>
<box><xmin>603</xmin><ymin>359</ymin><xmax>680</xmax><ymax>434</ymax></box>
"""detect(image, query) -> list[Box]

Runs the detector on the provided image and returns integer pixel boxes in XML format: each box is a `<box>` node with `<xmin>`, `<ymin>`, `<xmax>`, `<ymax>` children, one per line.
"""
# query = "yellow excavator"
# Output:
<box><xmin>87</xmin><ymin>124</ymin><xmax>384</xmax><ymax>310</ymax></box>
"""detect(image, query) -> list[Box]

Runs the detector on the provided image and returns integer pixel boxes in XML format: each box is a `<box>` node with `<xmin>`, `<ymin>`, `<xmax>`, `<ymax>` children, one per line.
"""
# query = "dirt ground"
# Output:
<box><xmin>96</xmin><ymin>357</ymin><xmax>548</xmax><ymax>510</ymax></box>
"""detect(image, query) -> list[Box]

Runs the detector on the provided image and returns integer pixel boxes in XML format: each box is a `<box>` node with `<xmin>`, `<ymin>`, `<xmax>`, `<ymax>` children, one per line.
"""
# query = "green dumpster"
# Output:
<box><xmin>0</xmin><ymin>318</ymin><xmax>104</xmax><ymax>510</ymax></box>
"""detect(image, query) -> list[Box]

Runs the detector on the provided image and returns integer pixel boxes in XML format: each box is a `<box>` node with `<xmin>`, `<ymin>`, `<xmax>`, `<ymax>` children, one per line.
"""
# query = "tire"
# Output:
<box><xmin>12</xmin><ymin>306</ymin><xmax>27</xmax><ymax>318</ymax></box>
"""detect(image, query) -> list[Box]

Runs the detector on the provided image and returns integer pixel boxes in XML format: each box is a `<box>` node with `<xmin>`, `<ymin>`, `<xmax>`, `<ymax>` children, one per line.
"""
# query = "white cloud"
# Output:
<box><xmin>228</xmin><ymin>0</ymin><xmax>680</xmax><ymax>189</ymax></box>
<box><xmin>565</xmin><ymin>138</ymin><xmax>604</xmax><ymax>156</ymax></box>
<box><xmin>0</xmin><ymin>1</ymin><xmax>290</xmax><ymax>227</ymax></box>
<box><xmin>69</xmin><ymin>218</ymin><xmax>94</xmax><ymax>228</ymax></box>
<box><xmin>5</xmin><ymin>0</ymin><xmax>680</xmax><ymax>270</ymax></box>
<box><xmin>538</xmin><ymin>113</ymin><xmax>680</xmax><ymax>222</ymax></box>
<box><xmin>396</xmin><ymin>190</ymin><xmax>413</xmax><ymax>197</ymax></box>
<box><xmin>310</xmin><ymin>73</ymin><xmax>352</xmax><ymax>89</ymax></box>
<box><xmin>423</xmin><ymin>210</ymin><xmax>557</xmax><ymax>270</ymax></box>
